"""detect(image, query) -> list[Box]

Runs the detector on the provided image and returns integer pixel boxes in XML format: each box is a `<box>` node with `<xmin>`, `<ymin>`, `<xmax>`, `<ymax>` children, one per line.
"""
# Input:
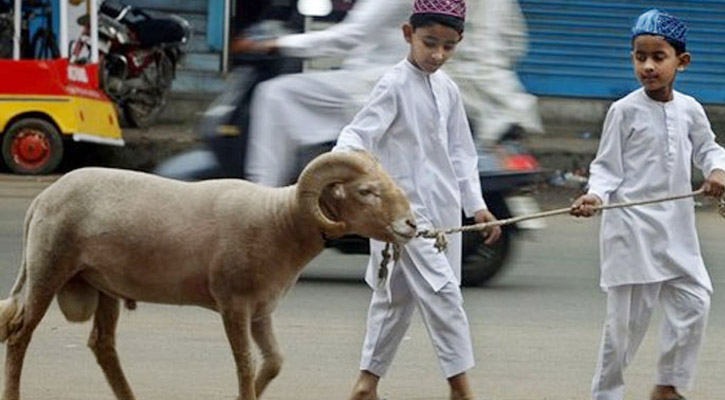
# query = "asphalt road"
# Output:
<box><xmin>0</xmin><ymin>174</ymin><xmax>723</xmax><ymax>400</ymax></box>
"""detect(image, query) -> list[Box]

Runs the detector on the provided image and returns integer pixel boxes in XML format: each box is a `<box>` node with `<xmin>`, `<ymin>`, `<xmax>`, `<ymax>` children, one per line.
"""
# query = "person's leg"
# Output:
<box><xmin>245</xmin><ymin>71</ymin><xmax>361</xmax><ymax>187</ymax></box>
<box><xmin>651</xmin><ymin>278</ymin><xmax>710</xmax><ymax>400</ymax></box>
<box><xmin>591</xmin><ymin>283</ymin><xmax>659</xmax><ymax>400</ymax></box>
<box><xmin>447</xmin><ymin>372</ymin><xmax>474</xmax><ymax>400</ymax></box>
<box><xmin>350</xmin><ymin>262</ymin><xmax>416</xmax><ymax>400</ymax></box>
<box><xmin>402</xmin><ymin>259</ymin><xmax>476</xmax><ymax>400</ymax></box>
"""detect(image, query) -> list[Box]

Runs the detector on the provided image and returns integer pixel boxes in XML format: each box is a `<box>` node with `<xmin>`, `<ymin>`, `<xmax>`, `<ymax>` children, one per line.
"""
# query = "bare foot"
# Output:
<box><xmin>349</xmin><ymin>370</ymin><xmax>380</xmax><ymax>400</ymax></box>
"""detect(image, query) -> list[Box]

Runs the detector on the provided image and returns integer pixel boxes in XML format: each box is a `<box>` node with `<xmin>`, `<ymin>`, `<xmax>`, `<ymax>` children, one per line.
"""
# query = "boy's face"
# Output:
<box><xmin>631</xmin><ymin>35</ymin><xmax>691</xmax><ymax>100</ymax></box>
<box><xmin>403</xmin><ymin>22</ymin><xmax>462</xmax><ymax>74</ymax></box>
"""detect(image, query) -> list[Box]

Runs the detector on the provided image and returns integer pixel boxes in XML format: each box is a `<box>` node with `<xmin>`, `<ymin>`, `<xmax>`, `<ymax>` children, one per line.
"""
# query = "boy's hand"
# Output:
<box><xmin>570</xmin><ymin>194</ymin><xmax>603</xmax><ymax>217</ymax></box>
<box><xmin>474</xmin><ymin>209</ymin><xmax>501</xmax><ymax>245</ymax></box>
<box><xmin>701</xmin><ymin>169</ymin><xmax>725</xmax><ymax>198</ymax></box>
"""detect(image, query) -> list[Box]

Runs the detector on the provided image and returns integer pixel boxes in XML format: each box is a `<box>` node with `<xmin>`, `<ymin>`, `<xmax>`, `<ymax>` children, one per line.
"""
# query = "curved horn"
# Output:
<box><xmin>296</xmin><ymin>150</ymin><xmax>377</xmax><ymax>235</ymax></box>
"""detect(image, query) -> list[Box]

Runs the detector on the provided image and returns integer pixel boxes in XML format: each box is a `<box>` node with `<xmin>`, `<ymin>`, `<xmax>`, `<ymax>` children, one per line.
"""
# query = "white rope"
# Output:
<box><xmin>417</xmin><ymin>189</ymin><xmax>723</xmax><ymax>253</ymax></box>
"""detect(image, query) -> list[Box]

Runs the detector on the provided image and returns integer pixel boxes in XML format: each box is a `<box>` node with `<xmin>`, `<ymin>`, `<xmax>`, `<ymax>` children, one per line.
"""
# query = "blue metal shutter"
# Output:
<box><xmin>517</xmin><ymin>0</ymin><xmax>725</xmax><ymax>104</ymax></box>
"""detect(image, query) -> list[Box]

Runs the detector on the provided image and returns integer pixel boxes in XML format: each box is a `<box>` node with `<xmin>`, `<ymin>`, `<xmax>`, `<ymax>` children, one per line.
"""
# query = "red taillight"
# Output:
<box><xmin>504</xmin><ymin>154</ymin><xmax>540</xmax><ymax>171</ymax></box>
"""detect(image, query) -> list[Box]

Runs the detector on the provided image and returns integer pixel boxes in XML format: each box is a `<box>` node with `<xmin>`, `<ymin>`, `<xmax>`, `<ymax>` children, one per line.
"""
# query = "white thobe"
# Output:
<box><xmin>334</xmin><ymin>59</ymin><xmax>487</xmax><ymax>378</ymax></box>
<box><xmin>245</xmin><ymin>0</ymin><xmax>410</xmax><ymax>186</ymax></box>
<box><xmin>588</xmin><ymin>88</ymin><xmax>725</xmax><ymax>291</ymax></box>
<box><xmin>587</xmin><ymin>88</ymin><xmax>725</xmax><ymax>400</ymax></box>
<box><xmin>335</xmin><ymin>59</ymin><xmax>487</xmax><ymax>291</ymax></box>
<box><xmin>444</xmin><ymin>0</ymin><xmax>544</xmax><ymax>143</ymax></box>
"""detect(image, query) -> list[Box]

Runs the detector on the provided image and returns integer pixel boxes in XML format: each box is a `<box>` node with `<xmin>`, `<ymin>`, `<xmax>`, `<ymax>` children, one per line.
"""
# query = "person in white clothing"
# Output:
<box><xmin>444</xmin><ymin>0</ymin><xmax>544</xmax><ymax>145</ymax></box>
<box><xmin>232</xmin><ymin>0</ymin><xmax>410</xmax><ymax>187</ymax></box>
<box><xmin>571</xmin><ymin>9</ymin><xmax>725</xmax><ymax>400</ymax></box>
<box><xmin>332</xmin><ymin>1</ymin><xmax>501</xmax><ymax>399</ymax></box>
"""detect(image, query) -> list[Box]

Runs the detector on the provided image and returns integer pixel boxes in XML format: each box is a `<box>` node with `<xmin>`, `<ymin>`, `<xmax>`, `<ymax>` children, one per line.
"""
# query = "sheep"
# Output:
<box><xmin>0</xmin><ymin>150</ymin><xmax>416</xmax><ymax>400</ymax></box>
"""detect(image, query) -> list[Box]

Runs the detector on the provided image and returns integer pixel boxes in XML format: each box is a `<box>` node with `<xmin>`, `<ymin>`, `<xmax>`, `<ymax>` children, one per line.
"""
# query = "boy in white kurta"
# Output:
<box><xmin>332</xmin><ymin>1</ymin><xmax>501</xmax><ymax>399</ymax></box>
<box><xmin>571</xmin><ymin>9</ymin><xmax>725</xmax><ymax>400</ymax></box>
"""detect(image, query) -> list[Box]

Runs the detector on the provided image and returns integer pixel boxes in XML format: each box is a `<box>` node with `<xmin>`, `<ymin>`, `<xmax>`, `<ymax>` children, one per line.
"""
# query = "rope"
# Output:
<box><xmin>378</xmin><ymin>242</ymin><xmax>400</xmax><ymax>288</ymax></box>
<box><xmin>417</xmin><ymin>189</ymin><xmax>718</xmax><ymax>253</ymax></box>
<box><xmin>377</xmin><ymin>189</ymin><xmax>723</xmax><ymax>282</ymax></box>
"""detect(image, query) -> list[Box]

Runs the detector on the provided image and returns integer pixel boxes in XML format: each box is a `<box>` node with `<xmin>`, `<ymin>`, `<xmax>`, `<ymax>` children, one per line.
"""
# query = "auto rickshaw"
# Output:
<box><xmin>0</xmin><ymin>0</ymin><xmax>123</xmax><ymax>174</ymax></box>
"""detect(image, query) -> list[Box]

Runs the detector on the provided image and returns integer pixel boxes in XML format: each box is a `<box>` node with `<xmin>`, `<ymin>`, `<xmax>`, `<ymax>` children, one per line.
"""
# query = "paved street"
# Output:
<box><xmin>0</xmin><ymin>175</ymin><xmax>724</xmax><ymax>400</ymax></box>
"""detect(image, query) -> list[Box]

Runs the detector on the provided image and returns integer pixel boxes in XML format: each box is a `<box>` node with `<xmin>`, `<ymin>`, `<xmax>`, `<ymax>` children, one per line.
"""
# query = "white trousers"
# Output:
<box><xmin>245</xmin><ymin>67</ymin><xmax>386</xmax><ymax>187</ymax></box>
<box><xmin>446</xmin><ymin>64</ymin><xmax>544</xmax><ymax>144</ymax></box>
<box><xmin>359</xmin><ymin>250</ymin><xmax>475</xmax><ymax>378</ymax></box>
<box><xmin>591</xmin><ymin>277</ymin><xmax>711</xmax><ymax>400</ymax></box>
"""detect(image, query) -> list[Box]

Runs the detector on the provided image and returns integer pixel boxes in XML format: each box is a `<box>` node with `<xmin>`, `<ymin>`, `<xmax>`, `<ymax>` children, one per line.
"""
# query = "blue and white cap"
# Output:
<box><xmin>631</xmin><ymin>9</ymin><xmax>688</xmax><ymax>48</ymax></box>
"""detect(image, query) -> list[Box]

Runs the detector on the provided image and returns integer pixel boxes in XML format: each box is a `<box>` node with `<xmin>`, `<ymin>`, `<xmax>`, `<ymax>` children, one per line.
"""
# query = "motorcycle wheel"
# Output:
<box><xmin>123</xmin><ymin>53</ymin><xmax>174</xmax><ymax>128</ymax></box>
<box><xmin>2</xmin><ymin>118</ymin><xmax>64</xmax><ymax>175</ymax></box>
<box><xmin>461</xmin><ymin>226</ymin><xmax>512</xmax><ymax>287</ymax></box>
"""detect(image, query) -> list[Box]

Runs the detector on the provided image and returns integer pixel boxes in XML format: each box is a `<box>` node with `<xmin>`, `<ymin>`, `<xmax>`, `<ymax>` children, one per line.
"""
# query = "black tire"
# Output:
<box><xmin>2</xmin><ymin>118</ymin><xmax>64</xmax><ymax>175</ymax></box>
<box><xmin>461</xmin><ymin>226</ymin><xmax>513</xmax><ymax>287</ymax></box>
<box><xmin>123</xmin><ymin>53</ymin><xmax>174</xmax><ymax>128</ymax></box>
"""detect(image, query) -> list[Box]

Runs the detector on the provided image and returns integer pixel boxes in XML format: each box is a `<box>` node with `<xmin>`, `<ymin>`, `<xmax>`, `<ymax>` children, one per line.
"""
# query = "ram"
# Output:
<box><xmin>0</xmin><ymin>150</ymin><xmax>415</xmax><ymax>400</ymax></box>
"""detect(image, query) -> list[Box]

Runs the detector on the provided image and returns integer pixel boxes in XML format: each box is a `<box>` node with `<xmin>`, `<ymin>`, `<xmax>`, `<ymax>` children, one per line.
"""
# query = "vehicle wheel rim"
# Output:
<box><xmin>11</xmin><ymin>129</ymin><xmax>51</xmax><ymax>170</ymax></box>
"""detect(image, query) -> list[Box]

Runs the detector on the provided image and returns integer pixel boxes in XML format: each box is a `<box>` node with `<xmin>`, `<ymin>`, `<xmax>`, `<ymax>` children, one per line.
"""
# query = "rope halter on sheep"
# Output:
<box><xmin>417</xmin><ymin>189</ymin><xmax>725</xmax><ymax>253</ymax></box>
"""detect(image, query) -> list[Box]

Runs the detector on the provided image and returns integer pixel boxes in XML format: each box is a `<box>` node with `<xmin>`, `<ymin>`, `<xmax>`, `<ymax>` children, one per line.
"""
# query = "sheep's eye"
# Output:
<box><xmin>358</xmin><ymin>187</ymin><xmax>379</xmax><ymax>197</ymax></box>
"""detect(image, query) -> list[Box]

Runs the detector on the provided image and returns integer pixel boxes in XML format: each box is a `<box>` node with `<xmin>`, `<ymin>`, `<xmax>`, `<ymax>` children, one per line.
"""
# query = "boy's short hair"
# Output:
<box><xmin>631</xmin><ymin>9</ymin><xmax>687</xmax><ymax>54</ymax></box>
<box><xmin>410</xmin><ymin>13</ymin><xmax>465</xmax><ymax>34</ymax></box>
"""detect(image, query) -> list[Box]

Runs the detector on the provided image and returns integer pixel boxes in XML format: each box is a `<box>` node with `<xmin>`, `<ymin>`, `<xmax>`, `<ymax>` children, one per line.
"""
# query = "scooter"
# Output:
<box><xmin>154</xmin><ymin>21</ymin><xmax>545</xmax><ymax>286</ymax></box>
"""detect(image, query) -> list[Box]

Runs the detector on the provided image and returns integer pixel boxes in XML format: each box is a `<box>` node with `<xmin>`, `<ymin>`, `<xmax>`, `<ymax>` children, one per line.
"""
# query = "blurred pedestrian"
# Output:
<box><xmin>333</xmin><ymin>1</ymin><xmax>501</xmax><ymax>399</ymax></box>
<box><xmin>571</xmin><ymin>9</ymin><xmax>725</xmax><ymax>400</ymax></box>
<box><xmin>444</xmin><ymin>0</ymin><xmax>543</xmax><ymax>145</ymax></box>
<box><xmin>234</xmin><ymin>0</ymin><xmax>410</xmax><ymax>187</ymax></box>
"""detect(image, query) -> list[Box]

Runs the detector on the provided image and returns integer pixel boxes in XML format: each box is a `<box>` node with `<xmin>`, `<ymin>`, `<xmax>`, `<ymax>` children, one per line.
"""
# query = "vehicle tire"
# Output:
<box><xmin>2</xmin><ymin>118</ymin><xmax>64</xmax><ymax>175</ymax></box>
<box><xmin>123</xmin><ymin>53</ymin><xmax>174</xmax><ymax>128</ymax></box>
<box><xmin>461</xmin><ymin>226</ymin><xmax>513</xmax><ymax>287</ymax></box>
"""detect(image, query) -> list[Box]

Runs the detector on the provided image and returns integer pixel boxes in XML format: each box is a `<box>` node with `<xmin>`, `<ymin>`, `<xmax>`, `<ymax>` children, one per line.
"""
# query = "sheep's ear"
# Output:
<box><xmin>330</xmin><ymin>183</ymin><xmax>346</xmax><ymax>200</ymax></box>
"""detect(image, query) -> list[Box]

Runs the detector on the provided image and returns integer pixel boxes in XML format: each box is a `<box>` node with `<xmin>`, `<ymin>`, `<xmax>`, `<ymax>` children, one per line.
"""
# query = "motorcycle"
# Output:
<box><xmin>70</xmin><ymin>0</ymin><xmax>191</xmax><ymax>128</ymax></box>
<box><xmin>154</xmin><ymin>21</ymin><xmax>545</xmax><ymax>287</ymax></box>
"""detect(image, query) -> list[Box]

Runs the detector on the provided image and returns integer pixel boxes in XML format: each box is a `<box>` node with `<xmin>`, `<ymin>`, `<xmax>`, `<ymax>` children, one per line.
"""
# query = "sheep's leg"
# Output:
<box><xmin>221</xmin><ymin>303</ymin><xmax>256</xmax><ymax>400</ymax></box>
<box><xmin>251</xmin><ymin>314</ymin><xmax>282</xmax><ymax>398</ymax></box>
<box><xmin>88</xmin><ymin>292</ymin><xmax>135</xmax><ymax>400</ymax></box>
<box><xmin>2</xmin><ymin>289</ymin><xmax>54</xmax><ymax>400</ymax></box>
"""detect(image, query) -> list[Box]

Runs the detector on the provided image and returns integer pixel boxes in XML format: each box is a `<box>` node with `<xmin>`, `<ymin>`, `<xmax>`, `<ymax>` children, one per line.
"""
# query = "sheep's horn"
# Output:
<box><xmin>296</xmin><ymin>150</ymin><xmax>376</xmax><ymax>236</ymax></box>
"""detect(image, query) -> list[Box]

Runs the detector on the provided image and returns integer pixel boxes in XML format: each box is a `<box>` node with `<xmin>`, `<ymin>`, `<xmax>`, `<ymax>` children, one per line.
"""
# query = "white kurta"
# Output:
<box><xmin>276</xmin><ymin>0</ymin><xmax>409</xmax><ymax>71</ymax></box>
<box><xmin>334</xmin><ymin>59</ymin><xmax>487</xmax><ymax>291</ymax></box>
<box><xmin>587</xmin><ymin>88</ymin><xmax>725</xmax><ymax>291</ymax></box>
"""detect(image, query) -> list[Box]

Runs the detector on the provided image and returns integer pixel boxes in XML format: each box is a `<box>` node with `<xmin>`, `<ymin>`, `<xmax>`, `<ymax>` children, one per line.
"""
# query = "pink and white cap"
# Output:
<box><xmin>413</xmin><ymin>0</ymin><xmax>466</xmax><ymax>20</ymax></box>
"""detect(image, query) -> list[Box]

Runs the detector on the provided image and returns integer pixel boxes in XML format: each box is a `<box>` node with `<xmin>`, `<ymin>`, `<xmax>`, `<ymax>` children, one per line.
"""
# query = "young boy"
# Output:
<box><xmin>571</xmin><ymin>9</ymin><xmax>725</xmax><ymax>400</ymax></box>
<box><xmin>332</xmin><ymin>1</ymin><xmax>501</xmax><ymax>399</ymax></box>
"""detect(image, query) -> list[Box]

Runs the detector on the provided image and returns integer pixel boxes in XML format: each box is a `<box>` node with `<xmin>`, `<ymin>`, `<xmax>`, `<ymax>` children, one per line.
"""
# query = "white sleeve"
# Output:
<box><xmin>689</xmin><ymin>101</ymin><xmax>725</xmax><ymax>176</ymax></box>
<box><xmin>447</xmin><ymin>89</ymin><xmax>487</xmax><ymax>216</ymax></box>
<box><xmin>333</xmin><ymin>79</ymin><xmax>397</xmax><ymax>152</ymax></box>
<box><xmin>277</xmin><ymin>0</ymin><xmax>406</xmax><ymax>59</ymax></box>
<box><xmin>587</xmin><ymin>104</ymin><xmax>625</xmax><ymax>203</ymax></box>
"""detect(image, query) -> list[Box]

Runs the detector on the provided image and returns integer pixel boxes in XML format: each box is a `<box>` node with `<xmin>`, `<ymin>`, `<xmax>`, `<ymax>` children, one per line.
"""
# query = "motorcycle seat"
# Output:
<box><xmin>132</xmin><ymin>17</ymin><xmax>188</xmax><ymax>48</ymax></box>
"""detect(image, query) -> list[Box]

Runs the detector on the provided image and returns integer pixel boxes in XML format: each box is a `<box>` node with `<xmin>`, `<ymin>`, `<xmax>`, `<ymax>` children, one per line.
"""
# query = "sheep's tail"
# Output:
<box><xmin>0</xmin><ymin>196</ymin><xmax>36</xmax><ymax>343</ymax></box>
